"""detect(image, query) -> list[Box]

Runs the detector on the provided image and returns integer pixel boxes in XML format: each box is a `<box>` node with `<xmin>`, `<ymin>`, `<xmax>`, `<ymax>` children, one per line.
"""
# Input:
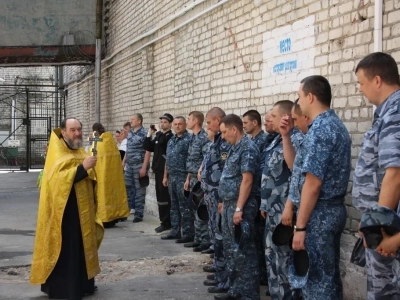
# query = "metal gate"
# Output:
<box><xmin>0</xmin><ymin>85</ymin><xmax>65</xmax><ymax>171</ymax></box>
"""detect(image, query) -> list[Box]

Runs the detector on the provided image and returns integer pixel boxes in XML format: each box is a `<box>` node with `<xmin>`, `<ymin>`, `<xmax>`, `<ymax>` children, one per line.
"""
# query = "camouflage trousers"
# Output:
<box><xmin>125</xmin><ymin>163</ymin><xmax>149</xmax><ymax>218</ymax></box>
<box><xmin>125</xmin><ymin>163</ymin><xmax>147</xmax><ymax>220</ymax></box>
<box><xmin>265</xmin><ymin>212</ymin><xmax>294</xmax><ymax>300</ymax></box>
<box><xmin>365</xmin><ymin>248</ymin><xmax>400</xmax><ymax>300</ymax></box>
<box><xmin>255</xmin><ymin>197</ymin><xmax>267</xmax><ymax>283</ymax></box>
<box><xmin>190</xmin><ymin>177</ymin><xmax>210</xmax><ymax>245</ymax></box>
<box><xmin>169</xmin><ymin>173</ymin><xmax>194</xmax><ymax>238</ymax></box>
<box><xmin>301</xmin><ymin>202</ymin><xmax>346</xmax><ymax>300</ymax></box>
<box><xmin>204</xmin><ymin>191</ymin><xmax>229</xmax><ymax>288</ymax></box>
<box><xmin>222</xmin><ymin>198</ymin><xmax>260</xmax><ymax>300</ymax></box>
<box><xmin>124</xmin><ymin>165</ymin><xmax>136</xmax><ymax>210</ymax></box>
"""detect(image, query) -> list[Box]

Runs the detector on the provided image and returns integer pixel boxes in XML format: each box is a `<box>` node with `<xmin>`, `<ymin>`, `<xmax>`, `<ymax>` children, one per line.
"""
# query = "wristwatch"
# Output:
<box><xmin>235</xmin><ymin>207</ymin><xmax>242</xmax><ymax>212</ymax></box>
<box><xmin>294</xmin><ymin>225</ymin><xmax>306</xmax><ymax>232</ymax></box>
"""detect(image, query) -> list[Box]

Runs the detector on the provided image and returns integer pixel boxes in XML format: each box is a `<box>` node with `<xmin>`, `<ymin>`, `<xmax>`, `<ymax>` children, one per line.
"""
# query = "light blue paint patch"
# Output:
<box><xmin>279</xmin><ymin>38</ymin><xmax>291</xmax><ymax>53</ymax></box>
<box><xmin>273</xmin><ymin>60</ymin><xmax>297</xmax><ymax>73</ymax></box>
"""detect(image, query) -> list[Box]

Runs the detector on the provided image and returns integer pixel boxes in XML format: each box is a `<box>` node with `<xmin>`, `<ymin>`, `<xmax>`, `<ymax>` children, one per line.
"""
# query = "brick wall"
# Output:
<box><xmin>64</xmin><ymin>1</ymin><xmax>400</xmax><ymax>297</ymax></box>
<box><xmin>0</xmin><ymin>67</ymin><xmax>55</xmax><ymax>85</ymax></box>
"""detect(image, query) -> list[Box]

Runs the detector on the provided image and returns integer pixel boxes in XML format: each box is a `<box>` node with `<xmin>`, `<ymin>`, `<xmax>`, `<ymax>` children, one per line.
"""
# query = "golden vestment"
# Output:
<box><xmin>30</xmin><ymin>128</ymin><xmax>104</xmax><ymax>284</ymax></box>
<box><xmin>88</xmin><ymin>131</ymin><xmax>129</xmax><ymax>223</ymax></box>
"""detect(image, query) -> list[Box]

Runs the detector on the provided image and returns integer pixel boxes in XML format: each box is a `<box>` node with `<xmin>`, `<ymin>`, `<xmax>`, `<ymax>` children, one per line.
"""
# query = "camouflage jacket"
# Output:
<box><xmin>201</xmin><ymin>132</ymin><xmax>231</xmax><ymax>196</ymax></box>
<box><xmin>125</xmin><ymin>126</ymin><xmax>147</xmax><ymax>166</ymax></box>
<box><xmin>353</xmin><ymin>90</ymin><xmax>400</xmax><ymax>211</ymax></box>
<box><xmin>260</xmin><ymin>134</ymin><xmax>291</xmax><ymax>215</ymax></box>
<box><xmin>300</xmin><ymin>109</ymin><xmax>351</xmax><ymax>202</ymax></box>
<box><xmin>219</xmin><ymin>136</ymin><xmax>260</xmax><ymax>202</ymax></box>
<box><xmin>186</xmin><ymin>128</ymin><xmax>211</xmax><ymax>174</ymax></box>
<box><xmin>166</xmin><ymin>131</ymin><xmax>191</xmax><ymax>176</ymax></box>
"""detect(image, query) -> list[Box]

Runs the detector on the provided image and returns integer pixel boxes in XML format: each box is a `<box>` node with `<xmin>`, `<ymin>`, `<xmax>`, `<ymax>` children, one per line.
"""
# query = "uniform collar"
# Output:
<box><xmin>308</xmin><ymin>109</ymin><xmax>333</xmax><ymax>129</ymax></box>
<box><xmin>131</xmin><ymin>126</ymin><xmax>143</xmax><ymax>133</ymax></box>
<box><xmin>232</xmin><ymin>135</ymin><xmax>246</xmax><ymax>151</ymax></box>
<box><xmin>252</xmin><ymin>129</ymin><xmax>265</xmax><ymax>140</ymax></box>
<box><xmin>175</xmin><ymin>130</ymin><xmax>188</xmax><ymax>139</ymax></box>
<box><xmin>193</xmin><ymin>128</ymin><xmax>205</xmax><ymax>136</ymax></box>
<box><xmin>374</xmin><ymin>89</ymin><xmax>400</xmax><ymax>119</ymax></box>
<box><xmin>214</xmin><ymin>132</ymin><xmax>221</xmax><ymax>140</ymax></box>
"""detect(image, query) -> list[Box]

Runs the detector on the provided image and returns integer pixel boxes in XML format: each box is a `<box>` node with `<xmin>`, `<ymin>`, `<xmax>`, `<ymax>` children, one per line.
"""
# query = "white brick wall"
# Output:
<box><xmin>63</xmin><ymin>1</ymin><xmax>400</xmax><ymax>297</ymax></box>
<box><xmin>0</xmin><ymin>67</ymin><xmax>55</xmax><ymax>85</ymax></box>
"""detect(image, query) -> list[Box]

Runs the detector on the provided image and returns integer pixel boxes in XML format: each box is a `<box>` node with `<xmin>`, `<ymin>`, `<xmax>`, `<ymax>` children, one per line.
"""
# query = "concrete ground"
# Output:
<box><xmin>0</xmin><ymin>172</ymin><xmax>270</xmax><ymax>300</ymax></box>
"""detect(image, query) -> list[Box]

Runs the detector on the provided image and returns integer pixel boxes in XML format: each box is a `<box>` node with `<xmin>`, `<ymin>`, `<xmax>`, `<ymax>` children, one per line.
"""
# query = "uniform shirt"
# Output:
<box><xmin>260</xmin><ymin>134</ymin><xmax>291</xmax><ymax>215</ymax></box>
<box><xmin>353</xmin><ymin>89</ymin><xmax>400</xmax><ymax>211</ymax></box>
<box><xmin>251</xmin><ymin>130</ymin><xmax>269</xmax><ymax>153</ymax></box>
<box><xmin>249</xmin><ymin>130</ymin><xmax>268</xmax><ymax>198</ymax></box>
<box><xmin>166</xmin><ymin>131</ymin><xmax>191</xmax><ymax>176</ymax></box>
<box><xmin>219</xmin><ymin>136</ymin><xmax>260</xmax><ymax>202</ymax></box>
<box><xmin>143</xmin><ymin>130</ymin><xmax>173</xmax><ymax>173</ymax></box>
<box><xmin>186</xmin><ymin>128</ymin><xmax>211</xmax><ymax>174</ymax></box>
<box><xmin>260</xmin><ymin>132</ymin><xmax>279</xmax><ymax>171</ymax></box>
<box><xmin>300</xmin><ymin>109</ymin><xmax>351</xmax><ymax>202</ymax></box>
<box><xmin>201</xmin><ymin>133</ymin><xmax>232</xmax><ymax>199</ymax></box>
<box><xmin>125</xmin><ymin>127</ymin><xmax>147</xmax><ymax>166</ymax></box>
<box><xmin>288</xmin><ymin>129</ymin><xmax>306</xmax><ymax>206</ymax></box>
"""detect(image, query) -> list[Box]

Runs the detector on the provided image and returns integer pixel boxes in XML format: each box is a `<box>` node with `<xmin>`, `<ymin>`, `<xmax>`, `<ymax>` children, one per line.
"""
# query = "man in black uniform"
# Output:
<box><xmin>144</xmin><ymin>113</ymin><xmax>174</xmax><ymax>233</ymax></box>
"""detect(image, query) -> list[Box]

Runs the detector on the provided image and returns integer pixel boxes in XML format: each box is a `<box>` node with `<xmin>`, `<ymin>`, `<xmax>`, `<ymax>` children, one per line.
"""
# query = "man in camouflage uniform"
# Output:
<box><xmin>352</xmin><ymin>52</ymin><xmax>400</xmax><ymax>299</ymax></box>
<box><xmin>122</xmin><ymin>113</ymin><xmax>151</xmax><ymax>222</ymax></box>
<box><xmin>242</xmin><ymin>110</ymin><xmax>269</xmax><ymax>288</ymax></box>
<box><xmin>215</xmin><ymin>114</ymin><xmax>260</xmax><ymax>300</ymax></box>
<box><xmin>290</xmin><ymin>76</ymin><xmax>351</xmax><ymax>299</ymax></box>
<box><xmin>161</xmin><ymin>117</ymin><xmax>194</xmax><ymax>242</ymax></box>
<box><xmin>259</xmin><ymin>101</ymin><xmax>300</xmax><ymax>300</ymax></box>
<box><xmin>184</xmin><ymin>111</ymin><xmax>212</xmax><ymax>250</ymax></box>
<box><xmin>278</xmin><ymin>100</ymin><xmax>309</xmax><ymax>300</ymax></box>
<box><xmin>200</xmin><ymin>107</ymin><xmax>231</xmax><ymax>293</ymax></box>
<box><xmin>279</xmin><ymin>99</ymin><xmax>310</xmax><ymax>227</ymax></box>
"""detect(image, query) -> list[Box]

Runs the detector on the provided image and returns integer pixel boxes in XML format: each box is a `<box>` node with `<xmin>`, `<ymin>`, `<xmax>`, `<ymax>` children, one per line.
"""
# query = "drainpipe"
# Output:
<box><xmin>94</xmin><ymin>0</ymin><xmax>103</xmax><ymax>123</ymax></box>
<box><xmin>58</xmin><ymin>66</ymin><xmax>64</xmax><ymax>124</ymax></box>
<box><xmin>55</xmin><ymin>66</ymin><xmax>59</xmax><ymax>127</ymax></box>
<box><xmin>374</xmin><ymin>0</ymin><xmax>383</xmax><ymax>52</ymax></box>
<box><xmin>373</xmin><ymin>0</ymin><xmax>383</xmax><ymax>115</ymax></box>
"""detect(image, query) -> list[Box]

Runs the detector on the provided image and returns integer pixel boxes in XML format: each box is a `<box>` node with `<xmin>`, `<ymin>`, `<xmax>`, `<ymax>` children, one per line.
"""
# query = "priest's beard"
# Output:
<box><xmin>64</xmin><ymin>137</ymin><xmax>83</xmax><ymax>150</ymax></box>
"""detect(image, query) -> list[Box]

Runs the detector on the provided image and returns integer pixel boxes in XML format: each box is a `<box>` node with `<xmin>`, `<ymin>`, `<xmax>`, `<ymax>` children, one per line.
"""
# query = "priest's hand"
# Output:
<box><xmin>83</xmin><ymin>156</ymin><xmax>97</xmax><ymax>170</ymax></box>
<box><xmin>162</xmin><ymin>177</ymin><xmax>168</xmax><ymax>187</ymax></box>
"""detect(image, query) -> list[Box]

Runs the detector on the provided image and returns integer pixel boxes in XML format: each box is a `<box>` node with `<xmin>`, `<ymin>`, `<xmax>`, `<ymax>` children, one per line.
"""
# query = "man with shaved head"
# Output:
<box><xmin>260</xmin><ymin>100</ymin><xmax>301</xmax><ymax>300</ymax></box>
<box><xmin>200</xmin><ymin>107</ymin><xmax>232</xmax><ymax>294</ymax></box>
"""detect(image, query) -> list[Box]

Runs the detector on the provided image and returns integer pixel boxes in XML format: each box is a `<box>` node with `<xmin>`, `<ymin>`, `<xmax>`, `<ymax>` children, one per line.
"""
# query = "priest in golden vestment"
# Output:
<box><xmin>89</xmin><ymin>123</ymin><xmax>130</xmax><ymax>228</ymax></box>
<box><xmin>30</xmin><ymin>118</ymin><xmax>104</xmax><ymax>300</ymax></box>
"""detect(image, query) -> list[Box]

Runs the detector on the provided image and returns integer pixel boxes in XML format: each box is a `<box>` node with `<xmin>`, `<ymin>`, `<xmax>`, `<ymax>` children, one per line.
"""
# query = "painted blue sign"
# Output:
<box><xmin>273</xmin><ymin>60</ymin><xmax>297</xmax><ymax>73</ymax></box>
<box><xmin>279</xmin><ymin>38</ymin><xmax>291</xmax><ymax>53</ymax></box>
